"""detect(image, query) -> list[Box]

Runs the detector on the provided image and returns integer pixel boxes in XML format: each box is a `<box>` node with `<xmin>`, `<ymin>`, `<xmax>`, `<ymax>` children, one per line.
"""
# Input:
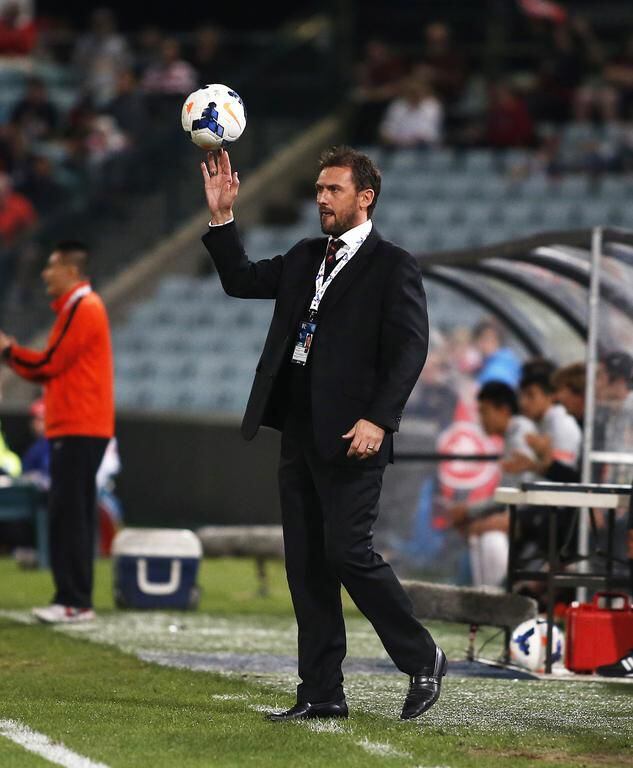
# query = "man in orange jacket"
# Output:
<box><xmin>0</xmin><ymin>240</ymin><xmax>114</xmax><ymax>623</ymax></box>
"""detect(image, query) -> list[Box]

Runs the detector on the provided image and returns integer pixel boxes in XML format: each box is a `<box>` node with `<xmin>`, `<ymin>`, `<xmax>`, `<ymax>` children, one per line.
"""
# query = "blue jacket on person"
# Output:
<box><xmin>22</xmin><ymin>437</ymin><xmax>51</xmax><ymax>478</ymax></box>
<box><xmin>477</xmin><ymin>348</ymin><xmax>521</xmax><ymax>389</ymax></box>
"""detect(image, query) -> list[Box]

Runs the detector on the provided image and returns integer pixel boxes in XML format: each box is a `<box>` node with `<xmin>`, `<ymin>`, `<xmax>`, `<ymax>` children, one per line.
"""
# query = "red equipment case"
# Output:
<box><xmin>565</xmin><ymin>592</ymin><xmax>633</xmax><ymax>673</ymax></box>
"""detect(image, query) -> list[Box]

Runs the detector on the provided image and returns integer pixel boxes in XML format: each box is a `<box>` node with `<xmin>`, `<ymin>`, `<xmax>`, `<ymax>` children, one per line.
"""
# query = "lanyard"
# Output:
<box><xmin>309</xmin><ymin>245</ymin><xmax>352</xmax><ymax>314</ymax></box>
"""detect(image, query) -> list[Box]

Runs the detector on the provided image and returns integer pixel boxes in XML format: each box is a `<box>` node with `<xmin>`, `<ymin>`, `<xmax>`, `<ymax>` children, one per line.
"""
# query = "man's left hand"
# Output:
<box><xmin>342</xmin><ymin>419</ymin><xmax>385</xmax><ymax>460</ymax></box>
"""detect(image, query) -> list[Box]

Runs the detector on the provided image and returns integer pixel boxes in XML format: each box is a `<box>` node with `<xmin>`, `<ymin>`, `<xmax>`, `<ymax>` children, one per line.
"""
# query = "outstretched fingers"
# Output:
<box><xmin>219</xmin><ymin>148</ymin><xmax>232</xmax><ymax>177</ymax></box>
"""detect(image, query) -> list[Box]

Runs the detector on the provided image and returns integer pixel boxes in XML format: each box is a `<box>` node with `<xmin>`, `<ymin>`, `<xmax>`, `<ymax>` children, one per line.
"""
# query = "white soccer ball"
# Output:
<box><xmin>509</xmin><ymin>618</ymin><xmax>564</xmax><ymax>672</ymax></box>
<box><xmin>181</xmin><ymin>83</ymin><xmax>246</xmax><ymax>150</ymax></box>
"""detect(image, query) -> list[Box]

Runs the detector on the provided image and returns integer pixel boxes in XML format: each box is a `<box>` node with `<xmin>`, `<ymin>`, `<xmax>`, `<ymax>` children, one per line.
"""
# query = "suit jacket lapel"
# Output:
<box><xmin>315</xmin><ymin>227</ymin><xmax>381</xmax><ymax>318</ymax></box>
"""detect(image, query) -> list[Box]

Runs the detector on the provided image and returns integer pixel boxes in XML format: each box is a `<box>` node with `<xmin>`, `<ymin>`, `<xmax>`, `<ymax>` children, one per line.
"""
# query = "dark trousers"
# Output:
<box><xmin>278</xmin><ymin>414</ymin><xmax>436</xmax><ymax>704</ymax></box>
<box><xmin>49</xmin><ymin>436</ymin><xmax>109</xmax><ymax>609</ymax></box>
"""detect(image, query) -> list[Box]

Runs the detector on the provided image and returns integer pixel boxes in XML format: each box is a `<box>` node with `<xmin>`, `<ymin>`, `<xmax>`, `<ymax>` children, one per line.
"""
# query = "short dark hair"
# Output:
<box><xmin>601</xmin><ymin>351</ymin><xmax>633</xmax><ymax>387</ymax></box>
<box><xmin>53</xmin><ymin>240</ymin><xmax>89</xmax><ymax>277</ymax></box>
<box><xmin>520</xmin><ymin>358</ymin><xmax>555</xmax><ymax>394</ymax></box>
<box><xmin>477</xmin><ymin>381</ymin><xmax>519</xmax><ymax>414</ymax></box>
<box><xmin>318</xmin><ymin>145</ymin><xmax>381</xmax><ymax>217</ymax></box>
<box><xmin>552</xmin><ymin>362</ymin><xmax>585</xmax><ymax>395</ymax></box>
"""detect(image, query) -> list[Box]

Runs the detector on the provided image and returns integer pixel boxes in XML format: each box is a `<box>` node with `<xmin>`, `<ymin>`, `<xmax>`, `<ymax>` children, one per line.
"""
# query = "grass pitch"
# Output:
<box><xmin>0</xmin><ymin>557</ymin><xmax>631</xmax><ymax>768</ymax></box>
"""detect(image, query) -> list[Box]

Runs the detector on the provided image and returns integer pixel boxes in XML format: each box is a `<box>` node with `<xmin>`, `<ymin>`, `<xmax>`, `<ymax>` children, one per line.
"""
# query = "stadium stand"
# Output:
<box><xmin>108</xmin><ymin>134</ymin><xmax>631</xmax><ymax>415</ymax></box>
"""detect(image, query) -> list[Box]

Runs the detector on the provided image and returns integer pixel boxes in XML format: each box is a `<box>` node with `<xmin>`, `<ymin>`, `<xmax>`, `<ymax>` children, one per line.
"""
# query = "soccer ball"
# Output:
<box><xmin>509</xmin><ymin>618</ymin><xmax>564</xmax><ymax>672</ymax></box>
<box><xmin>181</xmin><ymin>84</ymin><xmax>246</xmax><ymax>150</ymax></box>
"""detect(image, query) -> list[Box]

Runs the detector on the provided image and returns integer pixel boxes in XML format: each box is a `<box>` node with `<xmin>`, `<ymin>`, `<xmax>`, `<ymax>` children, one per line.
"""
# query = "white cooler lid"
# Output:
<box><xmin>112</xmin><ymin>527</ymin><xmax>202</xmax><ymax>558</ymax></box>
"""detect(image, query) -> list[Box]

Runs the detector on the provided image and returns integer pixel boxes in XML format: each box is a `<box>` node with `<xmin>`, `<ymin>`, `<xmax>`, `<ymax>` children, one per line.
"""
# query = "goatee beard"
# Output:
<box><xmin>320</xmin><ymin>214</ymin><xmax>348</xmax><ymax>237</ymax></box>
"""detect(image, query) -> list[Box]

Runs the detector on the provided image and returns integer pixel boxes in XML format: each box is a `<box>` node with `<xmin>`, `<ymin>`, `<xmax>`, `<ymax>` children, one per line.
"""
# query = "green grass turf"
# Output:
<box><xmin>0</xmin><ymin>557</ymin><xmax>632</xmax><ymax>768</ymax></box>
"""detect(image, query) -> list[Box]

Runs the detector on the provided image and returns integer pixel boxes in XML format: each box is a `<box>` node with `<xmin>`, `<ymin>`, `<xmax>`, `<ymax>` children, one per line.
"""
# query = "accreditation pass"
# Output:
<box><xmin>291</xmin><ymin>319</ymin><xmax>317</xmax><ymax>366</ymax></box>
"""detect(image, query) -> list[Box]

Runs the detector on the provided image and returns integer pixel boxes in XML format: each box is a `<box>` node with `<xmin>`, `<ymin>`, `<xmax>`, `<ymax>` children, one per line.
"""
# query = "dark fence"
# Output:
<box><xmin>0</xmin><ymin>408</ymin><xmax>282</xmax><ymax>530</ymax></box>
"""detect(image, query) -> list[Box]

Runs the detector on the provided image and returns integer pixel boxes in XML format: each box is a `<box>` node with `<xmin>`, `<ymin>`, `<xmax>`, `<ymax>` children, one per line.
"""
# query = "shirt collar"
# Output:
<box><xmin>51</xmin><ymin>281</ymin><xmax>91</xmax><ymax>314</ymax></box>
<box><xmin>329</xmin><ymin>219</ymin><xmax>373</xmax><ymax>259</ymax></box>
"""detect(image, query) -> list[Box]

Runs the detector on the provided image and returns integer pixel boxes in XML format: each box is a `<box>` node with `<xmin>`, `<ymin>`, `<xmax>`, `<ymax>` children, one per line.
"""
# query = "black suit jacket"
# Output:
<box><xmin>202</xmin><ymin>221</ymin><xmax>429</xmax><ymax>462</ymax></box>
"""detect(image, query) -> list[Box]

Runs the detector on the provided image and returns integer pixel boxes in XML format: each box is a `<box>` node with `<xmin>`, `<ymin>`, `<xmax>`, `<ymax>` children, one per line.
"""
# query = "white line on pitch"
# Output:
<box><xmin>0</xmin><ymin>719</ymin><xmax>110</xmax><ymax>768</ymax></box>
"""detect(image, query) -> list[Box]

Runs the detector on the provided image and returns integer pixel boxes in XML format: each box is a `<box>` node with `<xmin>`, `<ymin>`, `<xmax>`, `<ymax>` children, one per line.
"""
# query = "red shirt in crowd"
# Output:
<box><xmin>0</xmin><ymin>190</ymin><xmax>37</xmax><ymax>245</ymax></box>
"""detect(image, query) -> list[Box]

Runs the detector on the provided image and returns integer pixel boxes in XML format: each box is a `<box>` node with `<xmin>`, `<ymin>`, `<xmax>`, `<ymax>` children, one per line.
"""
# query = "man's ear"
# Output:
<box><xmin>359</xmin><ymin>188</ymin><xmax>375</xmax><ymax>212</ymax></box>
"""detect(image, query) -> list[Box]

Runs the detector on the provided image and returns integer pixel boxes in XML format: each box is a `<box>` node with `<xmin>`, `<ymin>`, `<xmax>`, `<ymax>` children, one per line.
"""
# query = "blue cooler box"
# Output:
<box><xmin>112</xmin><ymin>528</ymin><xmax>202</xmax><ymax>609</ymax></box>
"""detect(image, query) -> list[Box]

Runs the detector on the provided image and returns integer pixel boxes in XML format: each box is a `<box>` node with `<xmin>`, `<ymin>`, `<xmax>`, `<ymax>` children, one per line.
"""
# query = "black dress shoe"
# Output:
<box><xmin>265</xmin><ymin>699</ymin><xmax>348</xmax><ymax>722</ymax></box>
<box><xmin>400</xmin><ymin>646</ymin><xmax>447</xmax><ymax>720</ymax></box>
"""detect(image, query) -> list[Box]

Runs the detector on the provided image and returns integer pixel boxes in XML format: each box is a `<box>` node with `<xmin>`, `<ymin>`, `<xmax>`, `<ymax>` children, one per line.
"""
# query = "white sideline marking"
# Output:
<box><xmin>0</xmin><ymin>719</ymin><xmax>110</xmax><ymax>768</ymax></box>
<box><xmin>356</xmin><ymin>737</ymin><xmax>411</xmax><ymax>759</ymax></box>
<box><xmin>304</xmin><ymin>719</ymin><xmax>346</xmax><ymax>733</ymax></box>
<box><xmin>210</xmin><ymin>693</ymin><xmax>249</xmax><ymax>701</ymax></box>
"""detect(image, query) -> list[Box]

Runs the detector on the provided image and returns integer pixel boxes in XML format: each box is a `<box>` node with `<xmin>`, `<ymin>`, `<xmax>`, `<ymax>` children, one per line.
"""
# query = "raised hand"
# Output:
<box><xmin>200</xmin><ymin>148</ymin><xmax>240</xmax><ymax>225</ymax></box>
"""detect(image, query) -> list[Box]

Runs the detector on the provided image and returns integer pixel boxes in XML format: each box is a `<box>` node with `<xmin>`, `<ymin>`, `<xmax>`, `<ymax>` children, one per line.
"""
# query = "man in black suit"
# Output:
<box><xmin>200</xmin><ymin>146</ymin><xmax>446</xmax><ymax>720</ymax></box>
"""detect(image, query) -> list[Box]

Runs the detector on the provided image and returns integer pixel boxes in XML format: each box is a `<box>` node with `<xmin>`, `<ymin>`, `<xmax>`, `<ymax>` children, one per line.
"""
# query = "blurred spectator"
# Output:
<box><xmin>134</xmin><ymin>25</ymin><xmax>164</xmax><ymax>77</ymax></box>
<box><xmin>533</xmin><ymin>16</ymin><xmax>605</xmax><ymax>124</ymax></box>
<box><xmin>0</xmin><ymin>1</ymin><xmax>36</xmax><ymax>55</ymax></box>
<box><xmin>485</xmin><ymin>83</ymin><xmax>535</xmax><ymax>148</ymax></box>
<box><xmin>0</xmin><ymin>420</ymin><xmax>21</xmax><ymax>476</ymax></box>
<box><xmin>380</xmin><ymin>77</ymin><xmax>443</xmax><ymax>147</ymax></box>
<box><xmin>21</xmin><ymin>396</ymin><xmax>50</xmax><ymax>488</ymax></box>
<box><xmin>0</xmin><ymin>171</ymin><xmax>36</xmax><ymax>246</ymax></box>
<box><xmin>596</xmin><ymin>351</ymin><xmax>633</xmax><ymax>484</ymax></box>
<box><xmin>10</xmin><ymin>78</ymin><xmax>58</xmax><ymax>142</ymax></box>
<box><xmin>69</xmin><ymin>104</ymin><xmax>128</xmax><ymax>173</ymax></box>
<box><xmin>103</xmin><ymin>70</ymin><xmax>148</xmax><ymax>145</ymax></box>
<box><xmin>16</xmin><ymin>154</ymin><xmax>67</xmax><ymax>215</ymax></box>
<box><xmin>0</xmin><ymin>125</ymin><xmax>15</xmax><ymax>173</ymax></box>
<box><xmin>602</xmin><ymin>34</ymin><xmax>633</xmax><ymax>121</ymax></box>
<box><xmin>406</xmin><ymin>341</ymin><xmax>457</xmax><ymax>432</ymax></box>
<box><xmin>351</xmin><ymin>38</ymin><xmax>409</xmax><ymax>143</ymax></box>
<box><xmin>141</xmin><ymin>37</ymin><xmax>197</xmax><ymax>97</ymax></box>
<box><xmin>449</xmin><ymin>326</ymin><xmax>482</xmax><ymax>376</ymax></box>
<box><xmin>551</xmin><ymin>362</ymin><xmax>586</xmax><ymax>425</ymax></box>
<box><xmin>190</xmin><ymin>25</ymin><xmax>224</xmax><ymax>86</ymax></box>
<box><xmin>0</xmin><ymin>122</ymin><xmax>30</xmax><ymax>180</ymax></box>
<box><xmin>473</xmin><ymin>319</ymin><xmax>521</xmax><ymax>388</ymax></box>
<box><xmin>596</xmin><ymin>351</ymin><xmax>633</xmax><ymax>406</ymax></box>
<box><xmin>574</xmin><ymin>33</ymin><xmax>633</xmax><ymax>124</ymax></box>
<box><xmin>73</xmin><ymin>7</ymin><xmax>131</xmax><ymax>107</ymax></box>
<box><xmin>412</xmin><ymin>22</ymin><xmax>465</xmax><ymax>106</ymax></box>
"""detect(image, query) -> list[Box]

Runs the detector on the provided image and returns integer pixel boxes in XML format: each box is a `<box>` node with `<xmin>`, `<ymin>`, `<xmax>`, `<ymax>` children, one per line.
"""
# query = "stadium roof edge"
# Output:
<box><xmin>415</xmin><ymin>227</ymin><xmax>633</xmax><ymax>267</ymax></box>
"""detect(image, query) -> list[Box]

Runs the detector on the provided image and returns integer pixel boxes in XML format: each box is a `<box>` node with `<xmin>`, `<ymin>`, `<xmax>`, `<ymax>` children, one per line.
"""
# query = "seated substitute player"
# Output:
<box><xmin>506</xmin><ymin>362</ymin><xmax>585</xmax><ymax>482</ymax></box>
<box><xmin>506</xmin><ymin>359</ymin><xmax>582</xmax><ymax>563</ymax></box>
<box><xmin>517</xmin><ymin>358</ymin><xmax>582</xmax><ymax>471</ymax></box>
<box><xmin>447</xmin><ymin>380</ymin><xmax>537</xmax><ymax>587</ymax></box>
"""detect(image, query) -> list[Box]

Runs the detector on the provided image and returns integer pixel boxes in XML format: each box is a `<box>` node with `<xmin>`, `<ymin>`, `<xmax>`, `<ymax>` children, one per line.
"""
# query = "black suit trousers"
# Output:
<box><xmin>278</xmin><ymin>412</ymin><xmax>436</xmax><ymax>704</ymax></box>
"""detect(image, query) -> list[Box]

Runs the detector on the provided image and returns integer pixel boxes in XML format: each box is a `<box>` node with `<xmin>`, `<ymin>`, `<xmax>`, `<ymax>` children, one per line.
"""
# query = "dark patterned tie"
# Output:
<box><xmin>324</xmin><ymin>238</ymin><xmax>343</xmax><ymax>278</ymax></box>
